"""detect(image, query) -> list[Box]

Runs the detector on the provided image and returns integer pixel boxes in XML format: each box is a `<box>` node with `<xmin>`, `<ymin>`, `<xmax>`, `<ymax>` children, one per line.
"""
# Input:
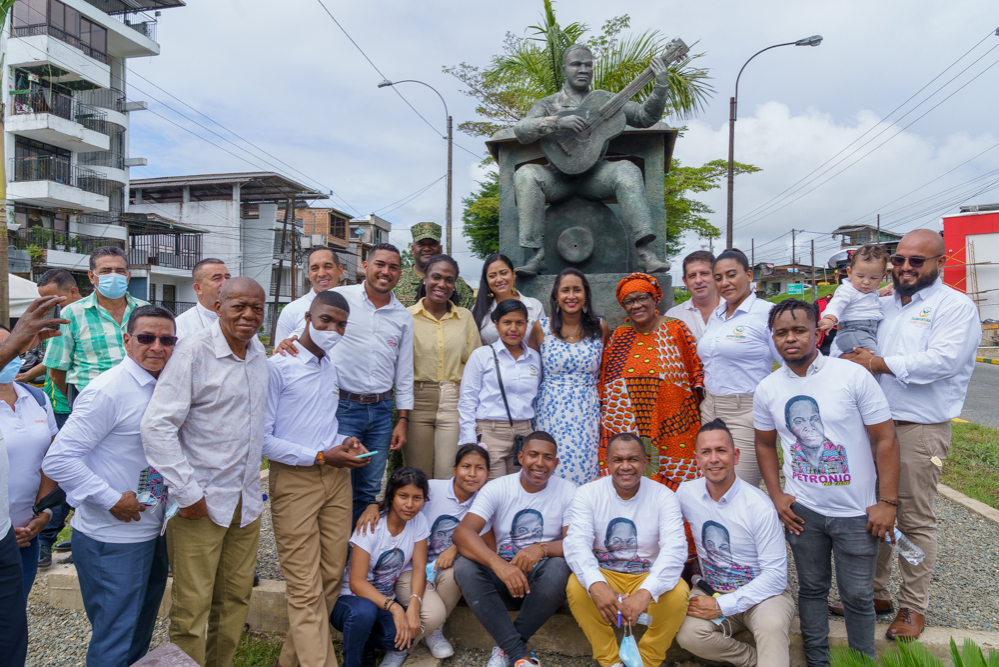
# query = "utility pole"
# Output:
<box><xmin>791</xmin><ymin>229</ymin><xmax>796</xmax><ymax>267</ymax></box>
<box><xmin>811</xmin><ymin>238</ymin><xmax>817</xmax><ymax>303</ymax></box>
<box><xmin>751</xmin><ymin>238</ymin><xmax>755</xmax><ymax>284</ymax></box>
<box><xmin>270</xmin><ymin>198</ymin><xmax>293</xmax><ymax>343</ymax></box>
<box><xmin>290</xmin><ymin>204</ymin><xmax>297</xmax><ymax>301</ymax></box>
<box><xmin>876</xmin><ymin>213</ymin><xmax>880</xmax><ymax>242</ymax></box>
<box><xmin>446</xmin><ymin>115</ymin><xmax>453</xmax><ymax>255</ymax></box>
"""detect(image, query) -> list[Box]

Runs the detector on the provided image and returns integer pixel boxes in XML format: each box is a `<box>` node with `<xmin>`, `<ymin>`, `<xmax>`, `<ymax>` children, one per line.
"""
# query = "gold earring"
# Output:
<box><xmin>488</xmin><ymin>292</ymin><xmax>494</xmax><ymax>299</ymax></box>
<box><xmin>555</xmin><ymin>303</ymin><xmax>560</xmax><ymax>313</ymax></box>
<box><xmin>512</xmin><ymin>287</ymin><xmax>518</xmax><ymax>296</ymax></box>
<box><xmin>583</xmin><ymin>304</ymin><xmax>588</xmax><ymax>314</ymax></box>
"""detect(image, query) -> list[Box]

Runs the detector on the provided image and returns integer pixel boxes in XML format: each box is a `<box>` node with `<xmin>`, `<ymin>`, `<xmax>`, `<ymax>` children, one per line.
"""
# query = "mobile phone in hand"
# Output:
<box><xmin>45</xmin><ymin>304</ymin><xmax>61</xmax><ymax>330</ymax></box>
<box><xmin>354</xmin><ymin>450</ymin><xmax>378</xmax><ymax>459</ymax></box>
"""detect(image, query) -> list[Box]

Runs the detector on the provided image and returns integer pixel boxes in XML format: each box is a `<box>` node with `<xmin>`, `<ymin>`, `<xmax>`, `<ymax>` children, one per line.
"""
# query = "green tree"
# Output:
<box><xmin>462</xmin><ymin>172</ymin><xmax>500</xmax><ymax>260</ymax></box>
<box><xmin>664</xmin><ymin>158</ymin><xmax>761</xmax><ymax>258</ymax></box>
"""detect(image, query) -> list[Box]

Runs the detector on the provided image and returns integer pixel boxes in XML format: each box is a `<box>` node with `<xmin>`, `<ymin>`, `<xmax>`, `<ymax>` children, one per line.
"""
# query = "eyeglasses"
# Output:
<box><xmin>889</xmin><ymin>254</ymin><xmax>943</xmax><ymax>269</ymax></box>
<box><xmin>134</xmin><ymin>334</ymin><xmax>178</xmax><ymax>347</ymax></box>
<box><xmin>621</xmin><ymin>293</ymin><xmax>654</xmax><ymax>308</ymax></box>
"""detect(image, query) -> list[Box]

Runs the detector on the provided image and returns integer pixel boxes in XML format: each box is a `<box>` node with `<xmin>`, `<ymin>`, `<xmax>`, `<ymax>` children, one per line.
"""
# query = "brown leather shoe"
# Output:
<box><xmin>828</xmin><ymin>599</ymin><xmax>893</xmax><ymax>616</ymax></box>
<box><xmin>886</xmin><ymin>607</ymin><xmax>925</xmax><ymax>640</ymax></box>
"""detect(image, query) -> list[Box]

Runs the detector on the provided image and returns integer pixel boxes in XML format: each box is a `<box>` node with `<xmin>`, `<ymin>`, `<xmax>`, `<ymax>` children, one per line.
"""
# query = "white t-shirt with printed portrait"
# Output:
<box><xmin>753</xmin><ymin>353</ymin><xmax>893</xmax><ymax>518</ymax></box>
<box><xmin>341</xmin><ymin>513</ymin><xmax>430</xmax><ymax>598</ymax></box>
<box><xmin>468</xmin><ymin>472</ymin><xmax>575</xmax><ymax>561</ymax></box>
<box><xmin>421</xmin><ymin>478</ymin><xmax>489</xmax><ymax>561</ymax></box>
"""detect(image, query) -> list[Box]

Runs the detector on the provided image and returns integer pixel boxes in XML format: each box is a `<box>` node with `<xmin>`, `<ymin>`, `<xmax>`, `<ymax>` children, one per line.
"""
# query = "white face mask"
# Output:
<box><xmin>309</xmin><ymin>325</ymin><xmax>343</xmax><ymax>352</ymax></box>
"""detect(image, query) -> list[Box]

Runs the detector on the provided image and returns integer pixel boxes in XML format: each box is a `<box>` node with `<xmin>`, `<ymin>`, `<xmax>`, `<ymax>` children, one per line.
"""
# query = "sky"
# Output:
<box><xmin>127</xmin><ymin>0</ymin><xmax>999</xmax><ymax>287</ymax></box>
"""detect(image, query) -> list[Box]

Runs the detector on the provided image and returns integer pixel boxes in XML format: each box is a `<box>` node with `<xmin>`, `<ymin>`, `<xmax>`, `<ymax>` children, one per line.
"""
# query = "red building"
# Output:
<box><xmin>942</xmin><ymin>204</ymin><xmax>999</xmax><ymax>322</ymax></box>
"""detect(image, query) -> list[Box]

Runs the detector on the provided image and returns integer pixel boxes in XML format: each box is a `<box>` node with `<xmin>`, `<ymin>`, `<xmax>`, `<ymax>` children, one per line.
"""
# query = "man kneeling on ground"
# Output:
<box><xmin>675</xmin><ymin>419</ymin><xmax>795</xmax><ymax>667</ymax></box>
<box><xmin>564</xmin><ymin>433</ymin><xmax>690</xmax><ymax>667</ymax></box>
<box><xmin>453</xmin><ymin>432</ymin><xmax>576</xmax><ymax>667</ymax></box>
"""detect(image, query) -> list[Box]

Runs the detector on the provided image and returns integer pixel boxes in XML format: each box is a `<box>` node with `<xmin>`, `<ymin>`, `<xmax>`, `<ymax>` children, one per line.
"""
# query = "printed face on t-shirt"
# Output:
<box><xmin>784</xmin><ymin>395</ymin><xmax>851</xmax><ymax>480</ymax></box>
<box><xmin>511</xmin><ymin>508</ymin><xmax>544</xmax><ymax>551</ymax></box>
<box><xmin>605</xmin><ymin>518</ymin><xmax>639</xmax><ymax>563</ymax></box>
<box><xmin>787</xmin><ymin>397</ymin><xmax>824</xmax><ymax>446</ymax></box>
<box><xmin>429</xmin><ymin>515</ymin><xmax>460</xmax><ymax>559</ymax></box>
<box><xmin>371</xmin><ymin>549</ymin><xmax>405</xmax><ymax>596</ymax></box>
<box><xmin>700</xmin><ymin>519</ymin><xmax>757</xmax><ymax>592</ymax></box>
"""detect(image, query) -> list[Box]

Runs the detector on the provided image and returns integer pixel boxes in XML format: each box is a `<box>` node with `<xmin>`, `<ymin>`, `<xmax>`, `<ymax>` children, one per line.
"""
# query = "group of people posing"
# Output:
<box><xmin>0</xmin><ymin>221</ymin><xmax>981</xmax><ymax>667</ymax></box>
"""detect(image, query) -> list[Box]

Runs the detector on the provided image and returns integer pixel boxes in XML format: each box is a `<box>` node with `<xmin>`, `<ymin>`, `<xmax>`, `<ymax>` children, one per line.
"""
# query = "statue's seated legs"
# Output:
<box><xmin>513</xmin><ymin>160</ymin><xmax>669</xmax><ymax>276</ymax></box>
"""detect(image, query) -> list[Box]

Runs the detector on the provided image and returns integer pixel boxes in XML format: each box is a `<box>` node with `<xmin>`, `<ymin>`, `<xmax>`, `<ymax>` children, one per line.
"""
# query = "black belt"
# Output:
<box><xmin>339</xmin><ymin>389</ymin><xmax>393</xmax><ymax>405</ymax></box>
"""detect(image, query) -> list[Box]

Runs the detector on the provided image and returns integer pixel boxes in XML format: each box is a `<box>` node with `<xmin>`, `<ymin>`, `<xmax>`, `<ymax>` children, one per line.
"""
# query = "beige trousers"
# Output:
<box><xmin>676</xmin><ymin>588</ymin><xmax>796</xmax><ymax>667</ymax></box>
<box><xmin>873</xmin><ymin>422</ymin><xmax>950</xmax><ymax>614</ymax></box>
<box><xmin>476</xmin><ymin>419</ymin><xmax>534</xmax><ymax>479</ymax></box>
<box><xmin>700</xmin><ymin>391</ymin><xmax>761</xmax><ymax>488</ymax></box>
<box><xmin>394</xmin><ymin>567</ymin><xmax>460</xmax><ymax>642</ymax></box>
<box><xmin>405</xmin><ymin>381</ymin><xmax>461</xmax><ymax>479</ymax></box>
<box><xmin>270</xmin><ymin>462</ymin><xmax>353</xmax><ymax>667</ymax></box>
<box><xmin>166</xmin><ymin>500</ymin><xmax>261</xmax><ymax>667</ymax></box>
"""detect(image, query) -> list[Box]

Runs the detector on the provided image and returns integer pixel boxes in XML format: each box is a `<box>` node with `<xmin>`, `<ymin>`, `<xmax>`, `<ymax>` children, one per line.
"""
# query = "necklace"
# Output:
<box><xmin>561</xmin><ymin>325</ymin><xmax>581</xmax><ymax>341</ymax></box>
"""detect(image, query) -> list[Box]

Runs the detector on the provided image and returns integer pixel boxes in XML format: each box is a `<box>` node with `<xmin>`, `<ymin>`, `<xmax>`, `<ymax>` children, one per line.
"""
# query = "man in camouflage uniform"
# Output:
<box><xmin>394</xmin><ymin>222</ymin><xmax>475</xmax><ymax>309</ymax></box>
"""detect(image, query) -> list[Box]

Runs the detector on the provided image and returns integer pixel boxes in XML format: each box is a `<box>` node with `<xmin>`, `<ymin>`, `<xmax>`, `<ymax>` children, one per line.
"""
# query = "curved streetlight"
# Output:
<box><xmin>378</xmin><ymin>79</ymin><xmax>453</xmax><ymax>255</ymax></box>
<box><xmin>726</xmin><ymin>35</ymin><xmax>823</xmax><ymax>249</ymax></box>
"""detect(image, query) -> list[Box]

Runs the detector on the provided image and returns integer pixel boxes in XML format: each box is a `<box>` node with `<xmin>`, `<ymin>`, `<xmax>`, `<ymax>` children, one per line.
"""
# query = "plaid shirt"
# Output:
<box><xmin>43</xmin><ymin>292</ymin><xmax>148</xmax><ymax>390</ymax></box>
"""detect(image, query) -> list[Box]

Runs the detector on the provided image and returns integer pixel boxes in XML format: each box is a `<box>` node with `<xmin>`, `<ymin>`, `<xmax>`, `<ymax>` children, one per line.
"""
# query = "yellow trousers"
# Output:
<box><xmin>566</xmin><ymin>570</ymin><xmax>689</xmax><ymax>667</ymax></box>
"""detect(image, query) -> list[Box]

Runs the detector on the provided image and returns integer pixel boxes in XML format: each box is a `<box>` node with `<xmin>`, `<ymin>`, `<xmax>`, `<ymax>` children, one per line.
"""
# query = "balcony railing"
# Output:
<box><xmin>11</xmin><ymin>89</ymin><xmax>73</xmax><ymax>121</ymax></box>
<box><xmin>122</xmin><ymin>16</ymin><xmax>156</xmax><ymax>42</ymax></box>
<box><xmin>9</xmin><ymin>226</ymin><xmax>125</xmax><ymax>257</ymax></box>
<box><xmin>10</xmin><ymin>156</ymin><xmax>110</xmax><ymax>198</ymax></box>
<box><xmin>74</xmin><ymin>88</ymin><xmax>124</xmax><ymax>113</ymax></box>
<box><xmin>77</xmin><ymin>150</ymin><xmax>124</xmax><ymax>169</ymax></box>
<box><xmin>150</xmin><ymin>300</ymin><xmax>196</xmax><ymax>316</ymax></box>
<box><xmin>129</xmin><ymin>234</ymin><xmax>203</xmax><ymax>271</ymax></box>
<box><xmin>73</xmin><ymin>102</ymin><xmax>112</xmax><ymax>136</ymax></box>
<box><xmin>12</xmin><ymin>24</ymin><xmax>108</xmax><ymax>64</ymax></box>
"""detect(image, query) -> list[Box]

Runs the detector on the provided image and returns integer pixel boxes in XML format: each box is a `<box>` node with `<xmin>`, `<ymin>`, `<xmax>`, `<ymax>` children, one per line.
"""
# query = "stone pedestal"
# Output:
<box><xmin>487</xmin><ymin>123</ymin><xmax>677</xmax><ymax>330</ymax></box>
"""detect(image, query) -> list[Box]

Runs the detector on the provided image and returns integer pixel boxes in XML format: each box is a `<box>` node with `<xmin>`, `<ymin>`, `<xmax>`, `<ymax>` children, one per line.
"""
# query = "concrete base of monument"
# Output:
<box><xmin>518</xmin><ymin>272</ymin><xmax>674</xmax><ymax>332</ymax></box>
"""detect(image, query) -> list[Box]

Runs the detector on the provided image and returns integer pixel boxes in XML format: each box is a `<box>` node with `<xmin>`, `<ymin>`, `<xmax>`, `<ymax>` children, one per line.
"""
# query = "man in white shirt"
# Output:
<box><xmin>265</xmin><ymin>290</ymin><xmax>372</xmax><ymax>667</ymax></box>
<box><xmin>174</xmin><ymin>258</ymin><xmax>230</xmax><ymax>340</ymax></box>
<box><xmin>755</xmin><ymin>299</ymin><xmax>899</xmax><ymax>665</ymax></box>
<box><xmin>665</xmin><ymin>250</ymin><xmax>718</xmax><ymax>340</ymax></box>
<box><xmin>675</xmin><ymin>420</ymin><xmax>794</xmax><ymax>667</ymax></box>
<box><xmin>840</xmin><ymin>229</ymin><xmax>981</xmax><ymax>639</ymax></box>
<box><xmin>453</xmin><ymin>433</ymin><xmax>575</xmax><ymax>667</ymax></box>
<box><xmin>274</xmin><ymin>246</ymin><xmax>344</xmax><ymax>343</ymax></box>
<box><xmin>141</xmin><ymin>277</ymin><xmax>270</xmax><ymax>667</ymax></box>
<box><xmin>43</xmin><ymin>305</ymin><xmax>178</xmax><ymax>667</ymax></box>
<box><xmin>564</xmin><ymin>433</ymin><xmax>689</xmax><ymax>667</ymax></box>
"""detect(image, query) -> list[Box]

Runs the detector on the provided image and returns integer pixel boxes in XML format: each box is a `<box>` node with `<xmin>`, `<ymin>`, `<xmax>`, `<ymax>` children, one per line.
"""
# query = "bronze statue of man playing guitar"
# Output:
<box><xmin>512</xmin><ymin>43</ymin><xmax>678</xmax><ymax>277</ymax></box>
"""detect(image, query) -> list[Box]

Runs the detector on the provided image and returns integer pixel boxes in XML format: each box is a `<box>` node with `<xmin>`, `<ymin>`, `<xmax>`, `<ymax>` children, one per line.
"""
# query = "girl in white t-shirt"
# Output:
<box><xmin>331</xmin><ymin>468</ymin><xmax>442</xmax><ymax>667</ymax></box>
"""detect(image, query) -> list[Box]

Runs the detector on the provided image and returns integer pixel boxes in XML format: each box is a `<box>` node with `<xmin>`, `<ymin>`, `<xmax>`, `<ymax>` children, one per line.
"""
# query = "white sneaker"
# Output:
<box><xmin>379</xmin><ymin>650</ymin><xmax>408</xmax><ymax>667</ymax></box>
<box><xmin>514</xmin><ymin>657</ymin><xmax>539</xmax><ymax>667</ymax></box>
<box><xmin>423</xmin><ymin>627</ymin><xmax>454</xmax><ymax>659</ymax></box>
<box><xmin>487</xmin><ymin>646</ymin><xmax>509</xmax><ymax>667</ymax></box>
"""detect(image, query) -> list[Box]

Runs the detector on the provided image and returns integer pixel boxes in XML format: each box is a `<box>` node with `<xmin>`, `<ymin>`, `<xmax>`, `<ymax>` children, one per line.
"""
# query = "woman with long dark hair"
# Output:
<box><xmin>331</xmin><ymin>467</ymin><xmax>444</xmax><ymax>667</ymax></box>
<box><xmin>528</xmin><ymin>268</ymin><xmax>609</xmax><ymax>484</ymax></box>
<box><xmin>697</xmin><ymin>249</ymin><xmax>777</xmax><ymax>488</ymax></box>
<box><xmin>471</xmin><ymin>254</ymin><xmax>545</xmax><ymax>345</ymax></box>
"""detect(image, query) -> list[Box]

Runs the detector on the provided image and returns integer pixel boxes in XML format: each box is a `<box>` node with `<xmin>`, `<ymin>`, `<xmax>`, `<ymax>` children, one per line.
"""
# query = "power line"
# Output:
<box><xmin>373</xmin><ymin>174</ymin><xmax>447</xmax><ymax>215</ymax></box>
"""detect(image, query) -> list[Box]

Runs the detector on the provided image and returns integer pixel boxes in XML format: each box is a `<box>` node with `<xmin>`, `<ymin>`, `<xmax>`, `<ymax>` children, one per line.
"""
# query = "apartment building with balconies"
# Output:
<box><xmin>4</xmin><ymin>0</ymin><xmax>184</xmax><ymax>291</ymax></box>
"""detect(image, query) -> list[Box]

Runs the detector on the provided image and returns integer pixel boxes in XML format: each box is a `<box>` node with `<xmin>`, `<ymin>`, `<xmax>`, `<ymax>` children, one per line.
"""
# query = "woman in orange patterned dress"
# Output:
<box><xmin>599</xmin><ymin>273</ymin><xmax>704</xmax><ymax>491</ymax></box>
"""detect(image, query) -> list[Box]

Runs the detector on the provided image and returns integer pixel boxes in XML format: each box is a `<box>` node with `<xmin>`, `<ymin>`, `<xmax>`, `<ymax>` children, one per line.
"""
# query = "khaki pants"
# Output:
<box><xmin>676</xmin><ymin>588</ymin><xmax>796</xmax><ymax>667</ymax></box>
<box><xmin>405</xmin><ymin>381</ymin><xmax>461</xmax><ymax>479</ymax></box>
<box><xmin>477</xmin><ymin>419</ymin><xmax>533</xmax><ymax>479</ymax></box>
<box><xmin>394</xmin><ymin>568</ymin><xmax>458</xmax><ymax>641</ymax></box>
<box><xmin>873</xmin><ymin>422</ymin><xmax>950</xmax><ymax>614</ymax></box>
<box><xmin>566</xmin><ymin>570</ymin><xmax>689</xmax><ymax>667</ymax></box>
<box><xmin>270</xmin><ymin>462</ymin><xmax>353</xmax><ymax>667</ymax></box>
<box><xmin>167</xmin><ymin>500</ymin><xmax>261</xmax><ymax>667</ymax></box>
<box><xmin>700</xmin><ymin>391</ymin><xmax>761</xmax><ymax>489</ymax></box>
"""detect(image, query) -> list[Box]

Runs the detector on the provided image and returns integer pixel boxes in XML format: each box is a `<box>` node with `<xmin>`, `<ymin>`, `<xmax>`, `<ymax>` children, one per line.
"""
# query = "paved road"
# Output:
<box><xmin>960</xmin><ymin>361</ymin><xmax>999</xmax><ymax>428</ymax></box>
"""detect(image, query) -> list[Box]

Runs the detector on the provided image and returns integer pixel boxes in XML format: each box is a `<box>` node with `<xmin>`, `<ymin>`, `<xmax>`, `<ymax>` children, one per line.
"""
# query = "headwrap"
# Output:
<box><xmin>615</xmin><ymin>272</ymin><xmax>662</xmax><ymax>305</ymax></box>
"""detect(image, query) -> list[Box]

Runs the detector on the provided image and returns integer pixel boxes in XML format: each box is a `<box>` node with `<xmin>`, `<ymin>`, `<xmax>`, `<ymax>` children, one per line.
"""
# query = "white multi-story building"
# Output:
<box><xmin>4</xmin><ymin>0</ymin><xmax>185</xmax><ymax>295</ymax></box>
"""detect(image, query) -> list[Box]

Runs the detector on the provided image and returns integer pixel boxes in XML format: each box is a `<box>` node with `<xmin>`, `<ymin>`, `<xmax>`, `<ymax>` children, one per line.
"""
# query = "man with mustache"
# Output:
<box><xmin>840</xmin><ymin>229</ymin><xmax>980</xmax><ymax>639</ymax></box>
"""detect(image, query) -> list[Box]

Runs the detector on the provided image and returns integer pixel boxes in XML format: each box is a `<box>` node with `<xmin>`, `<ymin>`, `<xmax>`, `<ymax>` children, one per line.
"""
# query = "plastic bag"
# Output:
<box><xmin>619</xmin><ymin>623</ymin><xmax>644</xmax><ymax>667</ymax></box>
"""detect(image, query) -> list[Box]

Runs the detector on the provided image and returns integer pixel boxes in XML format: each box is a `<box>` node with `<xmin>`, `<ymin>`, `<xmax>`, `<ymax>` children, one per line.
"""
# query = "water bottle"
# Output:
<box><xmin>885</xmin><ymin>528</ymin><xmax>925</xmax><ymax>565</ymax></box>
<box><xmin>691</xmin><ymin>575</ymin><xmax>726</xmax><ymax>626</ymax></box>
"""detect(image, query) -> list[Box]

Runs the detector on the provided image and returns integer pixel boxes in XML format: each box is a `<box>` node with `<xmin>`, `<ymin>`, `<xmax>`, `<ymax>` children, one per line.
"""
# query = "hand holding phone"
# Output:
<box><xmin>354</xmin><ymin>450</ymin><xmax>378</xmax><ymax>459</ymax></box>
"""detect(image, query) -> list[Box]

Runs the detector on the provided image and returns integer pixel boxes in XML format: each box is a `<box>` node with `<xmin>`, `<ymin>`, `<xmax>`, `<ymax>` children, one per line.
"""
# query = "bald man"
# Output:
<box><xmin>142</xmin><ymin>277</ymin><xmax>271</xmax><ymax>666</ymax></box>
<box><xmin>841</xmin><ymin>230</ymin><xmax>980</xmax><ymax>640</ymax></box>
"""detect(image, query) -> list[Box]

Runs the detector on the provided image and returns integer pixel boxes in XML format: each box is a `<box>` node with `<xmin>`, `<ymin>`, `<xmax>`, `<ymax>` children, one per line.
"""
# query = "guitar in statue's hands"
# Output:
<box><xmin>539</xmin><ymin>38</ymin><xmax>689</xmax><ymax>175</ymax></box>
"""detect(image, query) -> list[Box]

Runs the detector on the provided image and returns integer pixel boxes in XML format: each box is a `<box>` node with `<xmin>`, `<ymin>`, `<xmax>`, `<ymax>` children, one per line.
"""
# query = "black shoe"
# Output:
<box><xmin>253</xmin><ymin>570</ymin><xmax>260</xmax><ymax>587</ymax></box>
<box><xmin>62</xmin><ymin>553</ymin><xmax>73</xmax><ymax>565</ymax></box>
<box><xmin>53</xmin><ymin>539</ymin><xmax>72</xmax><ymax>553</ymax></box>
<box><xmin>38</xmin><ymin>545</ymin><xmax>52</xmax><ymax>568</ymax></box>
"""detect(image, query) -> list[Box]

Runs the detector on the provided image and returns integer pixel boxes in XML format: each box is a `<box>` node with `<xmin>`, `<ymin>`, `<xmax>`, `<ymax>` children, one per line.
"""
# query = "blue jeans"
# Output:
<box><xmin>39</xmin><ymin>500</ymin><xmax>72</xmax><ymax>550</ymax></box>
<box><xmin>786</xmin><ymin>503</ymin><xmax>880</xmax><ymax>667</ymax></box>
<box><xmin>73</xmin><ymin>531</ymin><xmax>169</xmax><ymax>667</ymax></box>
<box><xmin>19</xmin><ymin>536</ymin><xmax>39</xmax><ymax>601</ymax></box>
<box><xmin>331</xmin><ymin>594</ymin><xmax>404</xmax><ymax>667</ymax></box>
<box><xmin>0</xmin><ymin>527</ymin><xmax>28</xmax><ymax>666</ymax></box>
<box><xmin>336</xmin><ymin>396</ymin><xmax>394</xmax><ymax>526</ymax></box>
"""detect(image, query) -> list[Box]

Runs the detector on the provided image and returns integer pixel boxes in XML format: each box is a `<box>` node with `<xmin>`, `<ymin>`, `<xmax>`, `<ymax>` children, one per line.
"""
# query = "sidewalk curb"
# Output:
<box><xmin>937</xmin><ymin>483</ymin><xmax>999</xmax><ymax>529</ymax></box>
<box><xmin>975</xmin><ymin>356</ymin><xmax>999</xmax><ymax>364</ymax></box>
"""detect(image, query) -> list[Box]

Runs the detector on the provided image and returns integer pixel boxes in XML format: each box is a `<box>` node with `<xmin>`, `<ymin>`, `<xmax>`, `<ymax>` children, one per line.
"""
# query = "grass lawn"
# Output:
<box><xmin>233</xmin><ymin>633</ymin><xmax>284</xmax><ymax>667</ymax></box>
<box><xmin>942</xmin><ymin>421</ymin><xmax>999</xmax><ymax>509</ymax></box>
<box><xmin>766</xmin><ymin>284</ymin><xmax>839</xmax><ymax>303</ymax></box>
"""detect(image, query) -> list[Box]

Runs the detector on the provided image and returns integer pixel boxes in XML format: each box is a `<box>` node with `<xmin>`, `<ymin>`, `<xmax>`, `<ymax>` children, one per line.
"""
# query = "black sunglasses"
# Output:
<box><xmin>134</xmin><ymin>334</ymin><xmax>178</xmax><ymax>347</ymax></box>
<box><xmin>889</xmin><ymin>254</ymin><xmax>943</xmax><ymax>269</ymax></box>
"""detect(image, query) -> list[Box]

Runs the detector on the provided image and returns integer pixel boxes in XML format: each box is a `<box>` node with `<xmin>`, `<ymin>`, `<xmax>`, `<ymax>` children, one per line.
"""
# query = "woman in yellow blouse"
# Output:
<box><xmin>407</xmin><ymin>254</ymin><xmax>482</xmax><ymax>479</ymax></box>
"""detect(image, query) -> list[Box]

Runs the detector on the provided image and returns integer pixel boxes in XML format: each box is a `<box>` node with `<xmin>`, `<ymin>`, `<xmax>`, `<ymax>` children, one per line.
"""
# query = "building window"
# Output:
<box><xmin>12</xmin><ymin>0</ymin><xmax>108</xmax><ymax>63</ymax></box>
<box><xmin>330</xmin><ymin>215</ymin><xmax>347</xmax><ymax>240</ymax></box>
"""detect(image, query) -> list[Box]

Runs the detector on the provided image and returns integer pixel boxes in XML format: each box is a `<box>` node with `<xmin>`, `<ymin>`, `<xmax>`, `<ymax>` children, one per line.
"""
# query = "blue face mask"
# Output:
<box><xmin>619</xmin><ymin>626</ymin><xmax>644</xmax><ymax>667</ymax></box>
<box><xmin>97</xmin><ymin>273</ymin><xmax>129</xmax><ymax>299</ymax></box>
<box><xmin>426</xmin><ymin>560</ymin><xmax>438</xmax><ymax>584</ymax></box>
<box><xmin>0</xmin><ymin>356</ymin><xmax>21</xmax><ymax>383</ymax></box>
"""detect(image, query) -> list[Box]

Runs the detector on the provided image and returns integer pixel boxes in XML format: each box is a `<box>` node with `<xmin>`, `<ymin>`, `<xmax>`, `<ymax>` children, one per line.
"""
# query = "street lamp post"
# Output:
<box><xmin>726</xmin><ymin>35</ymin><xmax>822</xmax><ymax>249</ymax></box>
<box><xmin>378</xmin><ymin>79</ymin><xmax>453</xmax><ymax>255</ymax></box>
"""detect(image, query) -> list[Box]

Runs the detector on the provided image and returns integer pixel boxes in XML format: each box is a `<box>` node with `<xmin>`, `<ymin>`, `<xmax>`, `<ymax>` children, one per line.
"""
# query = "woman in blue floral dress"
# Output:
<box><xmin>529</xmin><ymin>269</ymin><xmax>610</xmax><ymax>485</ymax></box>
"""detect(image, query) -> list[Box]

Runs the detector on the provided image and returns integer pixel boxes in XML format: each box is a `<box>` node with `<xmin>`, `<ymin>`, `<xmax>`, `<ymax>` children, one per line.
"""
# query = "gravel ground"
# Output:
<box><xmin>22</xmin><ymin>490</ymin><xmax>999</xmax><ymax>666</ymax></box>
